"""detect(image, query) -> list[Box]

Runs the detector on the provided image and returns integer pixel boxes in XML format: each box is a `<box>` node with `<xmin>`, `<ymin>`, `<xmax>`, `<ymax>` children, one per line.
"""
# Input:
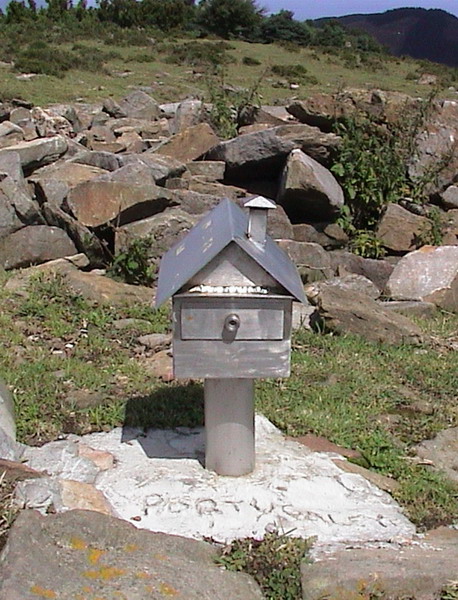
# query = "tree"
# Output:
<box><xmin>197</xmin><ymin>0</ymin><xmax>264</xmax><ymax>40</ymax></box>
<box><xmin>139</xmin><ymin>0</ymin><xmax>195</xmax><ymax>31</ymax></box>
<box><xmin>260</xmin><ymin>10</ymin><xmax>312</xmax><ymax>45</ymax></box>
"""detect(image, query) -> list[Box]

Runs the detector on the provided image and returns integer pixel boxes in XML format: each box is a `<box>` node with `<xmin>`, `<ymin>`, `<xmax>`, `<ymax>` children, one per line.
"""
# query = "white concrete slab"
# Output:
<box><xmin>79</xmin><ymin>416</ymin><xmax>415</xmax><ymax>550</ymax></box>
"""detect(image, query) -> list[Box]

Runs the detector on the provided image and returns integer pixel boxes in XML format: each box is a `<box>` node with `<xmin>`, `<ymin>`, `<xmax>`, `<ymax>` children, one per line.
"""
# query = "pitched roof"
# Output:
<box><xmin>155</xmin><ymin>198</ymin><xmax>306</xmax><ymax>307</ymax></box>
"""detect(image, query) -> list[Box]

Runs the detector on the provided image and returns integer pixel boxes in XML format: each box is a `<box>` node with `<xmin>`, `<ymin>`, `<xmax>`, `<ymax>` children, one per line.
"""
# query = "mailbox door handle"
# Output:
<box><xmin>224</xmin><ymin>314</ymin><xmax>240</xmax><ymax>332</ymax></box>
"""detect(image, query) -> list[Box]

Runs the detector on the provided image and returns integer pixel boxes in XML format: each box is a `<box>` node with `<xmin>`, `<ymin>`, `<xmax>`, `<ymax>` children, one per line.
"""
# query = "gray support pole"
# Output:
<box><xmin>204</xmin><ymin>378</ymin><xmax>255</xmax><ymax>476</ymax></box>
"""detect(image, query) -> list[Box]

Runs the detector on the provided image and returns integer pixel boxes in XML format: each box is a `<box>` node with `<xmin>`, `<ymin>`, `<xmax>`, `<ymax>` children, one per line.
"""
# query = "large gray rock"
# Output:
<box><xmin>302</xmin><ymin>528</ymin><xmax>458</xmax><ymax>600</ymax></box>
<box><xmin>293</xmin><ymin>222</ymin><xmax>348</xmax><ymax>249</ymax></box>
<box><xmin>116</xmin><ymin>208</ymin><xmax>198</xmax><ymax>257</ymax></box>
<box><xmin>29</xmin><ymin>162</ymin><xmax>108</xmax><ymax>207</ymax></box>
<box><xmin>0</xmin><ymin>174</ymin><xmax>43</xmax><ymax>240</ymax></box>
<box><xmin>156</xmin><ymin>123</ymin><xmax>219</xmax><ymax>163</ymax></box>
<box><xmin>0</xmin><ymin>225</ymin><xmax>77</xmax><ymax>269</ymax></box>
<box><xmin>376</xmin><ymin>203</ymin><xmax>431</xmax><ymax>252</ymax></box>
<box><xmin>306</xmin><ymin>274</ymin><xmax>381</xmax><ymax>301</ymax></box>
<box><xmin>276</xmin><ymin>240</ymin><xmax>333</xmax><ymax>282</ymax></box>
<box><xmin>66</xmin><ymin>180</ymin><xmax>174</xmax><ymax>228</ymax></box>
<box><xmin>0</xmin><ymin>151</ymin><xmax>27</xmax><ymax>188</ymax></box>
<box><xmin>0</xmin><ymin>121</ymin><xmax>24</xmax><ymax>148</ymax></box>
<box><xmin>0</xmin><ymin>135</ymin><xmax>68</xmax><ymax>174</ymax></box>
<box><xmin>70</xmin><ymin>150</ymin><xmax>124</xmax><ymax>172</ymax></box>
<box><xmin>329</xmin><ymin>250</ymin><xmax>395</xmax><ymax>292</ymax></box>
<box><xmin>386</xmin><ymin>246</ymin><xmax>458</xmax><ymax>311</ymax></box>
<box><xmin>123</xmin><ymin>153</ymin><xmax>186</xmax><ymax>184</ymax></box>
<box><xmin>0</xmin><ymin>510</ymin><xmax>262</xmax><ymax>600</ymax></box>
<box><xmin>310</xmin><ymin>286</ymin><xmax>423</xmax><ymax>344</ymax></box>
<box><xmin>207</xmin><ymin>124</ymin><xmax>339</xmax><ymax>181</ymax></box>
<box><xmin>118</xmin><ymin>90</ymin><xmax>160</xmax><ymax>121</ymax></box>
<box><xmin>440</xmin><ymin>184</ymin><xmax>458</xmax><ymax>209</ymax></box>
<box><xmin>172</xmin><ymin>99</ymin><xmax>204</xmax><ymax>134</ymax></box>
<box><xmin>277</xmin><ymin>149</ymin><xmax>344</xmax><ymax>221</ymax></box>
<box><xmin>41</xmin><ymin>202</ymin><xmax>106</xmax><ymax>266</ymax></box>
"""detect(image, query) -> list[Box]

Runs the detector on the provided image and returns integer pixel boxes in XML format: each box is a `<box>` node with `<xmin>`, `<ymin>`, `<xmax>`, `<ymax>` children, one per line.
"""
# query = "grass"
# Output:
<box><xmin>1</xmin><ymin>38</ymin><xmax>456</xmax><ymax>107</ymax></box>
<box><xmin>0</xmin><ymin>272</ymin><xmax>456</xmax><ymax>531</ymax></box>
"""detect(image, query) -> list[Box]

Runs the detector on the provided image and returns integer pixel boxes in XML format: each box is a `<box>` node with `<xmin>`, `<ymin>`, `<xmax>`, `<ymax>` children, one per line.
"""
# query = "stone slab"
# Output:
<box><xmin>0</xmin><ymin>509</ymin><xmax>263</xmax><ymax>600</ymax></box>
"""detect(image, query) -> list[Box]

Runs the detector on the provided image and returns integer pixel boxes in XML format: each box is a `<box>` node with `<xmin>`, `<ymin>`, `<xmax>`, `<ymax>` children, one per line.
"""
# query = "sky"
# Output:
<box><xmin>263</xmin><ymin>0</ymin><xmax>458</xmax><ymax>19</ymax></box>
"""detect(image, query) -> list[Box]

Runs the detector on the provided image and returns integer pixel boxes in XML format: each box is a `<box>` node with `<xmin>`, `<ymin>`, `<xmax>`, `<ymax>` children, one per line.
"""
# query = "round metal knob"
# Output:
<box><xmin>224</xmin><ymin>314</ymin><xmax>240</xmax><ymax>332</ymax></box>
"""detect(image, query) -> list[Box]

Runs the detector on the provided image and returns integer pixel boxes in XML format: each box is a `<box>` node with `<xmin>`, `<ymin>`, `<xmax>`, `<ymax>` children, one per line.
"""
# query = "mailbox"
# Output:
<box><xmin>155</xmin><ymin>196</ymin><xmax>307</xmax><ymax>476</ymax></box>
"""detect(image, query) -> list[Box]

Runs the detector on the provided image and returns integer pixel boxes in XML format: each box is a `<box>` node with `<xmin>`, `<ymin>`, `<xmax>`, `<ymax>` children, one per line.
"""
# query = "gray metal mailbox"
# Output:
<box><xmin>156</xmin><ymin>196</ymin><xmax>306</xmax><ymax>476</ymax></box>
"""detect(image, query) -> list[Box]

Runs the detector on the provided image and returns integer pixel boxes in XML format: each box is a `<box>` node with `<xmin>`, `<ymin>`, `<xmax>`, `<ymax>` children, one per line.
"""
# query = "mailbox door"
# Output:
<box><xmin>172</xmin><ymin>295</ymin><xmax>292</xmax><ymax>379</ymax></box>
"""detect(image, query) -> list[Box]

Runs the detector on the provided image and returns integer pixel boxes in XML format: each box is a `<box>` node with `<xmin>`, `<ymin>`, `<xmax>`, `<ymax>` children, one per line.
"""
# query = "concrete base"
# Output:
<box><xmin>56</xmin><ymin>415</ymin><xmax>416</xmax><ymax>552</ymax></box>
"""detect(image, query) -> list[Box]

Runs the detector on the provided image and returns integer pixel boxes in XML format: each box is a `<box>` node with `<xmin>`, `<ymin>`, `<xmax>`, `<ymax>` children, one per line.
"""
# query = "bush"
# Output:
<box><xmin>270</xmin><ymin>63</ymin><xmax>318</xmax><ymax>85</ymax></box>
<box><xmin>242</xmin><ymin>55</ymin><xmax>261</xmax><ymax>66</ymax></box>
<box><xmin>165</xmin><ymin>41</ymin><xmax>234</xmax><ymax>67</ymax></box>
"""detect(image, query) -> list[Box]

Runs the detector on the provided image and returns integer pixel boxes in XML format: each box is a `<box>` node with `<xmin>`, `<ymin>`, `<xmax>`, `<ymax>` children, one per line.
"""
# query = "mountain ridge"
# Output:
<box><xmin>317</xmin><ymin>8</ymin><xmax>458</xmax><ymax>67</ymax></box>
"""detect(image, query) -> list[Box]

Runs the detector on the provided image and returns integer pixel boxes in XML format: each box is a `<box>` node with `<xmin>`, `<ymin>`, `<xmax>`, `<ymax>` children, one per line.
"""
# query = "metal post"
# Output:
<box><xmin>204</xmin><ymin>378</ymin><xmax>255</xmax><ymax>476</ymax></box>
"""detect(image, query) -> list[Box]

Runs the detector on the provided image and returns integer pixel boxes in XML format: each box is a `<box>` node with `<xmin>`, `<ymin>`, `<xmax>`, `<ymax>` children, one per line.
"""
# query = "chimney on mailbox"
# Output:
<box><xmin>245</xmin><ymin>196</ymin><xmax>276</xmax><ymax>246</ymax></box>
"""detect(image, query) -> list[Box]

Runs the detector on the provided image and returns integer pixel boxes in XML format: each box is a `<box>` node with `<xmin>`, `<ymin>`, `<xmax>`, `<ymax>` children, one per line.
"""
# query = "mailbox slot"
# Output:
<box><xmin>180</xmin><ymin>296</ymin><xmax>285</xmax><ymax>341</ymax></box>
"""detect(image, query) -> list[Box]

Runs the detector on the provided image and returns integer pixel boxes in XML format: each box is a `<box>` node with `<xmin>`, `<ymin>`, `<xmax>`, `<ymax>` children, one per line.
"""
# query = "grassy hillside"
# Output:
<box><xmin>1</xmin><ymin>37</ymin><xmax>457</xmax><ymax>107</ymax></box>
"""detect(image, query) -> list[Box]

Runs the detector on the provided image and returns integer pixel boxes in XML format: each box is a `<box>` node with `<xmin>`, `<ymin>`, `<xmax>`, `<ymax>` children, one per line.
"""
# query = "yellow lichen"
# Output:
<box><xmin>83</xmin><ymin>566</ymin><xmax>126</xmax><ymax>581</ymax></box>
<box><xmin>124</xmin><ymin>543</ymin><xmax>139</xmax><ymax>552</ymax></box>
<box><xmin>153</xmin><ymin>553</ymin><xmax>168</xmax><ymax>561</ymax></box>
<box><xmin>30</xmin><ymin>585</ymin><xmax>57</xmax><ymax>599</ymax></box>
<box><xmin>135</xmin><ymin>571</ymin><xmax>151</xmax><ymax>580</ymax></box>
<box><xmin>87</xmin><ymin>548</ymin><xmax>105</xmax><ymax>565</ymax></box>
<box><xmin>159</xmin><ymin>582</ymin><xmax>180</xmax><ymax>596</ymax></box>
<box><xmin>70</xmin><ymin>536</ymin><xmax>88</xmax><ymax>550</ymax></box>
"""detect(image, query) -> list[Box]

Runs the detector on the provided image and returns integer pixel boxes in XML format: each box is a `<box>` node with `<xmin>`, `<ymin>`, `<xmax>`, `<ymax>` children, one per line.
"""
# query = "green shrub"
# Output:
<box><xmin>165</xmin><ymin>40</ymin><xmax>234</xmax><ymax>67</ymax></box>
<box><xmin>109</xmin><ymin>236</ymin><xmax>156</xmax><ymax>286</ymax></box>
<box><xmin>270</xmin><ymin>63</ymin><xmax>318</xmax><ymax>84</ymax></box>
<box><xmin>242</xmin><ymin>55</ymin><xmax>261</xmax><ymax>66</ymax></box>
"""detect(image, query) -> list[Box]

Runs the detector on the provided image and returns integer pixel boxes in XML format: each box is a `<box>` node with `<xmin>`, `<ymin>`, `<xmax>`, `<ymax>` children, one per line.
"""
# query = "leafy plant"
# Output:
<box><xmin>206</xmin><ymin>66</ymin><xmax>264</xmax><ymax>138</ymax></box>
<box><xmin>441</xmin><ymin>582</ymin><xmax>458</xmax><ymax>600</ymax></box>
<box><xmin>414</xmin><ymin>206</ymin><xmax>445</xmax><ymax>247</ymax></box>
<box><xmin>349</xmin><ymin>230</ymin><xmax>386</xmax><ymax>259</ymax></box>
<box><xmin>270</xmin><ymin>63</ymin><xmax>318</xmax><ymax>84</ymax></box>
<box><xmin>216</xmin><ymin>532</ymin><xmax>311</xmax><ymax>600</ymax></box>
<box><xmin>109</xmin><ymin>236</ymin><xmax>156</xmax><ymax>286</ymax></box>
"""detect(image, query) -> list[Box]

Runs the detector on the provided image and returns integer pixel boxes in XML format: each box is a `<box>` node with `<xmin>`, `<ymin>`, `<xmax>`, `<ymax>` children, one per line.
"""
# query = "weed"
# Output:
<box><xmin>109</xmin><ymin>236</ymin><xmax>157</xmax><ymax>286</ymax></box>
<box><xmin>216</xmin><ymin>532</ymin><xmax>312</xmax><ymax>600</ymax></box>
<box><xmin>206</xmin><ymin>66</ymin><xmax>264</xmax><ymax>138</ymax></box>
<box><xmin>0</xmin><ymin>472</ymin><xmax>18</xmax><ymax>552</ymax></box>
<box><xmin>441</xmin><ymin>582</ymin><xmax>458</xmax><ymax>600</ymax></box>
<box><xmin>349</xmin><ymin>229</ymin><xmax>386</xmax><ymax>259</ymax></box>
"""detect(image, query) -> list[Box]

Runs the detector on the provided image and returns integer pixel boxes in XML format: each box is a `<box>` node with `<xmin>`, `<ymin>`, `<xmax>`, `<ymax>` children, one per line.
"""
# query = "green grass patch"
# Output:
<box><xmin>257</xmin><ymin>322</ymin><xmax>458</xmax><ymax>529</ymax></box>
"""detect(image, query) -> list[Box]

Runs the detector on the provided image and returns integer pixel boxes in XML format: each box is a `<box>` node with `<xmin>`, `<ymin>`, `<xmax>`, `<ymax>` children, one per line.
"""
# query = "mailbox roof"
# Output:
<box><xmin>155</xmin><ymin>198</ymin><xmax>307</xmax><ymax>306</ymax></box>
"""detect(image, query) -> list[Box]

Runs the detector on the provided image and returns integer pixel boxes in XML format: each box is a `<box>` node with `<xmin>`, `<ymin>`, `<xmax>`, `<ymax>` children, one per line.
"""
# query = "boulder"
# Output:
<box><xmin>156</xmin><ymin>122</ymin><xmax>219</xmax><ymax>163</ymax></box>
<box><xmin>0</xmin><ymin>174</ymin><xmax>42</xmax><ymax>239</ymax></box>
<box><xmin>70</xmin><ymin>150</ymin><xmax>124</xmax><ymax>172</ymax></box>
<box><xmin>207</xmin><ymin>124</ymin><xmax>339</xmax><ymax>182</ymax></box>
<box><xmin>276</xmin><ymin>240</ymin><xmax>333</xmax><ymax>282</ymax></box>
<box><xmin>118</xmin><ymin>90</ymin><xmax>160</xmax><ymax>120</ymax></box>
<box><xmin>306</xmin><ymin>274</ymin><xmax>381</xmax><ymax>301</ymax></box>
<box><xmin>116</xmin><ymin>130</ymin><xmax>146</xmax><ymax>153</ymax></box>
<box><xmin>386</xmin><ymin>245</ymin><xmax>458</xmax><ymax>311</ymax></box>
<box><xmin>186</xmin><ymin>160</ymin><xmax>225</xmax><ymax>181</ymax></box>
<box><xmin>172</xmin><ymin>99</ymin><xmax>204</xmax><ymax>134</ymax></box>
<box><xmin>302</xmin><ymin>528</ymin><xmax>458</xmax><ymax>600</ymax></box>
<box><xmin>29</xmin><ymin>162</ymin><xmax>108</xmax><ymax>207</ymax></box>
<box><xmin>310</xmin><ymin>286</ymin><xmax>423</xmax><ymax>344</ymax></box>
<box><xmin>45</xmin><ymin>104</ymin><xmax>84</xmax><ymax>133</ymax></box>
<box><xmin>31</xmin><ymin>106</ymin><xmax>73</xmax><ymax>138</ymax></box>
<box><xmin>376</xmin><ymin>203</ymin><xmax>431</xmax><ymax>252</ymax></box>
<box><xmin>9</xmin><ymin>107</ymin><xmax>32</xmax><ymax>127</ymax></box>
<box><xmin>116</xmin><ymin>208</ymin><xmax>198</xmax><ymax>258</ymax></box>
<box><xmin>380</xmin><ymin>300</ymin><xmax>437</xmax><ymax>319</ymax></box>
<box><xmin>277</xmin><ymin>149</ymin><xmax>344</xmax><ymax>222</ymax></box>
<box><xmin>66</xmin><ymin>180</ymin><xmax>174</xmax><ymax>228</ymax></box>
<box><xmin>102</xmin><ymin>96</ymin><xmax>126</xmax><ymax>118</ymax></box>
<box><xmin>440</xmin><ymin>184</ymin><xmax>458</xmax><ymax>209</ymax></box>
<box><xmin>41</xmin><ymin>202</ymin><xmax>106</xmax><ymax>266</ymax></box>
<box><xmin>123</xmin><ymin>152</ymin><xmax>186</xmax><ymax>184</ymax></box>
<box><xmin>0</xmin><ymin>151</ymin><xmax>27</xmax><ymax>188</ymax></box>
<box><xmin>0</xmin><ymin>136</ymin><xmax>67</xmax><ymax>174</ymax></box>
<box><xmin>0</xmin><ymin>225</ymin><xmax>77</xmax><ymax>269</ymax></box>
<box><xmin>0</xmin><ymin>510</ymin><xmax>263</xmax><ymax>600</ymax></box>
<box><xmin>293</xmin><ymin>222</ymin><xmax>348</xmax><ymax>249</ymax></box>
<box><xmin>107</xmin><ymin>116</ymin><xmax>170</xmax><ymax>139</ymax></box>
<box><xmin>329</xmin><ymin>250</ymin><xmax>395</xmax><ymax>292</ymax></box>
<box><xmin>0</xmin><ymin>121</ymin><xmax>24</xmax><ymax>148</ymax></box>
<box><xmin>185</xmin><ymin>179</ymin><xmax>248</xmax><ymax>200</ymax></box>
<box><xmin>408</xmin><ymin>100</ymin><xmax>458</xmax><ymax>195</ymax></box>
